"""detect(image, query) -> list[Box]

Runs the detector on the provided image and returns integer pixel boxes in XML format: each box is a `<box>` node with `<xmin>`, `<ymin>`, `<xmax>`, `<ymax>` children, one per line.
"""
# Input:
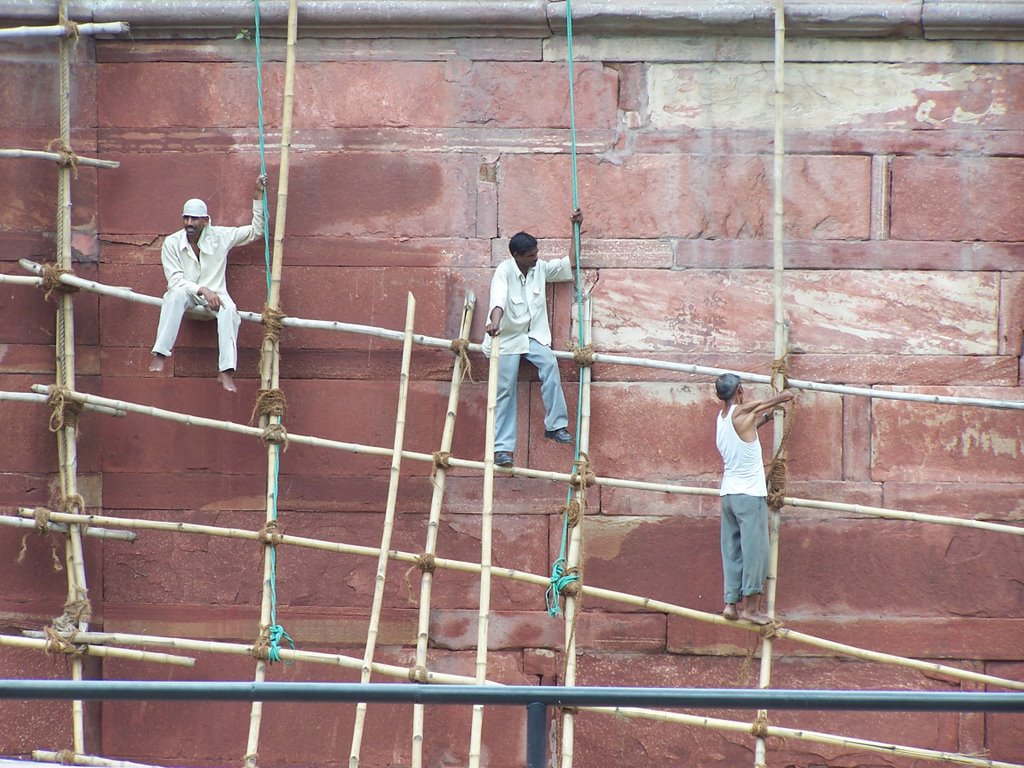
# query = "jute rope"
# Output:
<box><xmin>430</xmin><ymin>451</ymin><xmax>451</xmax><ymax>483</ymax></box>
<box><xmin>251</xmin><ymin>625</ymin><xmax>272</xmax><ymax>661</ymax></box>
<box><xmin>766</xmin><ymin>409</ymin><xmax>793</xmax><ymax>511</ymax></box>
<box><xmin>568</xmin><ymin>341</ymin><xmax>594</xmax><ymax>368</ymax></box>
<box><xmin>570</xmin><ymin>453</ymin><xmax>596</xmax><ymax>490</ymax></box>
<box><xmin>260</xmin><ymin>423</ymin><xmax>288</xmax><ymax>450</ymax></box>
<box><xmin>47</xmin><ymin>385</ymin><xmax>84</xmax><ymax>432</ymax></box>
<box><xmin>55</xmin><ymin>749</ymin><xmax>77</xmax><ymax>765</ymax></box>
<box><xmin>46</xmin><ymin>139</ymin><xmax>80</xmax><ymax>178</ymax></box>
<box><xmin>40</xmin><ymin>262</ymin><xmax>79</xmax><ymax>301</ymax></box>
<box><xmin>16</xmin><ymin>506</ymin><xmax>63</xmax><ymax>571</ymax></box>
<box><xmin>561</xmin><ymin>499</ymin><xmax>583</xmax><ymax>529</ymax></box>
<box><xmin>449</xmin><ymin>338</ymin><xmax>474</xmax><ymax>382</ymax></box>
<box><xmin>61</xmin><ymin>493</ymin><xmax>85</xmax><ymax>514</ymax></box>
<box><xmin>259</xmin><ymin>305</ymin><xmax>287</xmax><ymax>374</ymax></box>
<box><xmin>408</xmin><ymin>664</ymin><xmax>429</xmax><ymax>683</ymax></box>
<box><xmin>259</xmin><ymin>520</ymin><xmax>284</xmax><ymax>547</ymax></box>
<box><xmin>250</xmin><ymin>387</ymin><xmax>286</xmax><ymax>425</ymax></box>
<box><xmin>751</xmin><ymin>715</ymin><xmax>771</xmax><ymax>739</ymax></box>
<box><xmin>403</xmin><ymin>552</ymin><xmax>437</xmax><ymax>604</ymax></box>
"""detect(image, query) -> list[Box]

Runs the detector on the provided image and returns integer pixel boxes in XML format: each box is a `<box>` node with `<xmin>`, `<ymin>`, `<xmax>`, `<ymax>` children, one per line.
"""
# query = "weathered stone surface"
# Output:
<box><xmin>490</xmin><ymin>237</ymin><xmax>674</xmax><ymax>269</ymax></box>
<box><xmin>499</xmin><ymin>154</ymin><xmax>871</xmax><ymax>240</ymax></box>
<box><xmin>0</xmin><ymin>650</ymin><xmax>77</xmax><ymax>754</ymax></box>
<box><xmin>891</xmin><ymin>156</ymin><xmax>1024</xmax><ymax>241</ymax></box>
<box><xmin>882</xmin><ymin>481</ymin><xmax>1024</xmax><ymax>521</ymax></box>
<box><xmin>1000</xmin><ymin>271</ymin><xmax>1024</xmax><ymax>356</ymax></box>
<box><xmin>648</xmin><ymin>62</ymin><xmax>1024</xmax><ymax>131</ymax></box>
<box><xmin>871</xmin><ymin>387</ymin><xmax>1024</xmax><ymax>483</ymax></box>
<box><xmin>592</xmin><ymin>269</ymin><xmax>1000</xmax><ymax>355</ymax></box>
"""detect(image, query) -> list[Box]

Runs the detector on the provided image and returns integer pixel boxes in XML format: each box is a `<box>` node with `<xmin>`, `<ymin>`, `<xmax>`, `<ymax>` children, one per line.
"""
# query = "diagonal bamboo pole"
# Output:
<box><xmin>12</xmin><ymin>508</ymin><xmax>1024</xmax><ymax>692</ymax></box>
<box><xmin>244</xmin><ymin>2</ymin><xmax>298</xmax><ymax>766</ymax></box>
<box><xmin>410</xmin><ymin>293</ymin><xmax>476</xmax><ymax>768</ymax></box>
<box><xmin>559</xmin><ymin>297</ymin><xmax>593</xmax><ymax>768</ymax></box>
<box><xmin>11</xmin><ymin>261</ymin><xmax>1024</xmax><ymax>412</ymax></box>
<box><xmin>23</xmin><ymin>386</ymin><xmax>1024</xmax><ymax>537</ymax></box>
<box><xmin>467</xmin><ymin>334</ymin><xmax>501</xmax><ymax>768</ymax></box>
<box><xmin>349</xmin><ymin>294</ymin><xmax>416</xmax><ymax>768</ymax></box>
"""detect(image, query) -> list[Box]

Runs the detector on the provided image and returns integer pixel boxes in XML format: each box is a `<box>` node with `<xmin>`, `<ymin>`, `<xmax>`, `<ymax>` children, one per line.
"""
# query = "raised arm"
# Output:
<box><xmin>732</xmin><ymin>389</ymin><xmax>795</xmax><ymax>440</ymax></box>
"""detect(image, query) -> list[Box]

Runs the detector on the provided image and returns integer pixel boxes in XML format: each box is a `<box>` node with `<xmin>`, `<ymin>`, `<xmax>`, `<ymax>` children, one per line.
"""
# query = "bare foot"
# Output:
<box><xmin>218</xmin><ymin>372</ymin><xmax>237</xmax><ymax>393</ymax></box>
<box><xmin>149</xmin><ymin>354</ymin><xmax>166</xmax><ymax>372</ymax></box>
<box><xmin>723</xmin><ymin>604</ymin><xmax>739</xmax><ymax>621</ymax></box>
<box><xmin>740</xmin><ymin>609</ymin><xmax>771</xmax><ymax>625</ymax></box>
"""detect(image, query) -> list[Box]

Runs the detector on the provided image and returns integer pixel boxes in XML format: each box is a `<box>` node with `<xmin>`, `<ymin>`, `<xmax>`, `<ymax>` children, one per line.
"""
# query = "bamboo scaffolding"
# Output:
<box><xmin>576</xmin><ymin>705</ymin><xmax>1024</xmax><ymax>768</ymax></box>
<box><xmin>756</xmin><ymin>7</ymin><xmax>787</xmax><ymax>766</ymax></box>
<box><xmin>467</xmin><ymin>334</ymin><xmax>501</xmax><ymax>768</ymax></box>
<box><xmin>410</xmin><ymin>294</ymin><xmax>476</xmax><ymax>768</ymax></box>
<box><xmin>0</xmin><ymin>22</ymin><xmax>129</xmax><ymax>39</ymax></box>
<box><xmin>0</xmin><ymin>149</ymin><xmax>120</xmax><ymax>169</ymax></box>
<box><xmin>2</xmin><ymin>512</ymin><xmax>135</xmax><ymax>541</ymax></box>
<box><xmin>245</xmin><ymin>2</ymin><xmax>298</xmax><ymax>766</ymax></box>
<box><xmin>349</xmin><ymin>294</ymin><xmax>416</xmax><ymax>768</ymax></box>
<box><xmin>0</xmin><ymin>635</ymin><xmax>194</xmax><ymax>667</ymax></box>
<box><xmin>13</xmin><ymin>507</ymin><xmax>1024</xmax><ymax>691</ymax></box>
<box><xmin>0</xmin><ymin>391</ymin><xmax>125</xmax><ymax>417</ymax></box>
<box><xmin>11</xmin><ymin>260</ymin><xmax>1024</xmax><ymax>412</ymax></box>
<box><xmin>33</xmin><ymin>750</ymin><xmax>163</xmax><ymax>768</ymax></box>
<box><xmin>28</xmin><ymin>385</ymin><xmax>1024</xmax><ymax>539</ymax></box>
<box><xmin>20</xmin><ymin>630</ymin><xmax>485</xmax><ymax>687</ymax></box>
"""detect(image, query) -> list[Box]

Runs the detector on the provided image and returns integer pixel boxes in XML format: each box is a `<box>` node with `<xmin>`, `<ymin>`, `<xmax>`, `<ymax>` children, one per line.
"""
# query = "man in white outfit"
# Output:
<box><xmin>149</xmin><ymin>174</ymin><xmax>268</xmax><ymax>392</ymax></box>
<box><xmin>484</xmin><ymin>210</ymin><xmax>582</xmax><ymax>467</ymax></box>
<box><xmin>714</xmin><ymin>373</ymin><xmax>795</xmax><ymax>625</ymax></box>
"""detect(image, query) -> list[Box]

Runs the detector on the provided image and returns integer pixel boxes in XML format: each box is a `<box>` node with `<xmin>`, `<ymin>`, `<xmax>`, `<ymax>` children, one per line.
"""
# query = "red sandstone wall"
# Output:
<box><xmin>1</xmin><ymin>16</ymin><xmax>1023</xmax><ymax>768</ymax></box>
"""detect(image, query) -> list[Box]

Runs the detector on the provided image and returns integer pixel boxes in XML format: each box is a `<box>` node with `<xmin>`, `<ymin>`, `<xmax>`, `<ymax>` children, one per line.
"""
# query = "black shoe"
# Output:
<box><xmin>544</xmin><ymin>427</ymin><xmax>573</xmax><ymax>444</ymax></box>
<box><xmin>494</xmin><ymin>451</ymin><xmax>514</xmax><ymax>467</ymax></box>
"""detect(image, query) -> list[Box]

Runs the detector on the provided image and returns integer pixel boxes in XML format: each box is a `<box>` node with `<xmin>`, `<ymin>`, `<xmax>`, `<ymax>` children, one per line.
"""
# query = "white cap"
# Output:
<box><xmin>182</xmin><ymin>198</ymin><xmax>209</xmax><ymax>218</ymax></box>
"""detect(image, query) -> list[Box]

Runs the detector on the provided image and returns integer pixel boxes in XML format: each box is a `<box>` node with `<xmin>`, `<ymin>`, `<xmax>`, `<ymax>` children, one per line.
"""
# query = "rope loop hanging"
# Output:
<box><xmin>40</xmin><ymin>263</ymin><xmax>78</xmax><ymax>301</ymax></box>
<box><xmin>449</xmin><ymin>337</ymin><xmax>474</xmax><ymax>382</ymax></box>
<box><xmin>47</xmin><ymin>386</ymin><xmax>83</xmax><ymax>432</ymax></box>
<box><xmin>16</xmin><ymin>507</ymin><xmax>63</xmax><ymax>571</ymax></box>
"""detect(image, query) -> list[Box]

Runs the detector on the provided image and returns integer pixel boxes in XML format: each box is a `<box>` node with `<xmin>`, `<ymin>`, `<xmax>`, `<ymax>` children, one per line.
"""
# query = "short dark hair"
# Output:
<box><xmin>508</xmin><ymin>231</ymin><xmax>538</xmax><ymax>256</ymax></box>
<box><xmin>715</xmin><ymin>373</ymin><xmax>741</xmax><ymax>401</ymax></box>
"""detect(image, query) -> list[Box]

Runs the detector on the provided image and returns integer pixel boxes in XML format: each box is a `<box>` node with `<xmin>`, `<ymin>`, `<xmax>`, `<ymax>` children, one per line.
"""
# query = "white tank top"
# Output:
<box><xmin>716</xmin><ymin>404</ymin><xmax>767</xmax><ymax>497</ymax></box>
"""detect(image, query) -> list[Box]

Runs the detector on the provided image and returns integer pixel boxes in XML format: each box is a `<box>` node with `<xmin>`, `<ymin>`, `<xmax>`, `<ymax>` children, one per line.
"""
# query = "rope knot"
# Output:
<box><xmin>46</xmin><ymin>139</ymin><xmax>80</xmax><ymax>178</ymax></box>
<box><xmin>751</xmin><ymin>714</ymin><xmax>770</xmax><ymax>739</ymax></box>
<box><xmin>250</xmin><ymin>388</ymin><xmax>287</xmax><ymax>425</ymax></box>
<box><xmin>449</xmin><ymin>338</ymin><xmax>474</xmax><ymax>382</ymax></box>
<box><xmin>759</xmin><ymin>619</ymin><xmax>784</xmax><ymax>640</ymax></box>
<box><xmin>560</xmin><ymin>499</ymin><xmax>583</xmax><ymax>528</ymax></box>
<box><xmin>56</xmin><ymin>749</ymin><xmax>77</xmax><ymax>765</ymax></box>
<box><xmin>766</xmin><ymin>407</ymin><xmax>794</xmax><ymax>511</ymax></box>
<box><xmin>17</xmin><ymin>507</ymin><xmax>63</xmax><ymax>571</ymax></box>
<box><xmin>408</xmin><ymin>665</ymin><xmax>430</xmax><ymax>683</ymax></box>
<box><xmin>46</xmin><ymin>386</ymin><xmax>84</xmax><ymax>433</ymax></box>
<box><xmin>568</xmin><ymin>341</ymin><xmax>594</xmax><ymax>368</ymax></box>
<box><xmin>570</xmin><ymin>453</ymin><xmax>596</xmax><ymax>490</ymax></box>
<box><xmin>260</xmin><ymin>423</ymin><xmax>289</xmax><ymax>450</ymax></box>
<box><xmin>40</xmin><ymin>262</ymin><xmax>78</xmax><ymax>301</ymax></box>
<box><xmin>430</xmin><ymin>451</ymin><xmax>451</xmax><ymax>483</ymax></box>
<box><xmin>414</xmin><ymin>553</ymin><xmax>436</xmax><ymax>574</ymax></box>
<box><xmin>259</xmin><ymin>520</ymin><xmax>284</xmax><ymax>547</ymax></box>
<box><xmin>559</xmin><ymin>567</ymin><xmax>582</xmax><ymax>597</ymax></box>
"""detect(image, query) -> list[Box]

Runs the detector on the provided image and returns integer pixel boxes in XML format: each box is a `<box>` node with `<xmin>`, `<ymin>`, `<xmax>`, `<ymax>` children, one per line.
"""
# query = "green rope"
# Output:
<box><xmin>253</xmin><ymin>0</ymin><xmax>291</xmax><ymax>661</ymax></box>
<box><xmin>546</xmin><ymin>0</ymin><xmax>585</xmax><ymax>618</ymax></box>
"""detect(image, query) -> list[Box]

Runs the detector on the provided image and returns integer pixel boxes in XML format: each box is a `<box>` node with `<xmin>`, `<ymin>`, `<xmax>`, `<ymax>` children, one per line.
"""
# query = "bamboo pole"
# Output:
<box><xmin>467</xmin><ymin>333</ymin><xmax>501</xmax><ymax>768</ymax></box>
<box><xmin>245</xmin><ymin>1</ymin><xmax>298</xmax><ymax>765</ymax></box>
<box><xmin>559</xmin><ymin>297</ymin><xmax>593</xmax><ymax>768</ymax></box>
<box><xmin>410</xmin><ymin>293</ymin><xmax>476</xmax><ymax>768</ymax></box>
<box><xmin>0</xmin><ymin>634</ymin><xmax>194</xmax><ymax>667</ymax></box>
<box><xmin>756</xmin><ymin>7</ymin><xmax>787</xmax><ymax>766</ymax></box>
<box><xmin>349</xmin><ymin>294</ymin><xmax>416</xmax><ymax>768</ymax></box>
<box><xmin>2</xmin><ymin>512</ymin><xmax>135</xmax><ymax>541</ymax></box>
<box><xmin>28</xmin><ymin>385</ymin><xmax>1024</xmax><ymax>538</ymax></box>
<box><xmin>0</xmin><ymin>391</ymin><xmax>125</xmax><ymax>417</ymax></box>
<box><xmin>0</xmin><ymin>149</ymin><xmax>120</xmax><ymax>169</ymax></box>
<box><xmin>12</xmin><ymin>260</ymin><xmax>1024</xmax><ymax>412</ymax></box>
<box><xmin>14</xmin><ymin>508</ymin><xmax>1024</xmax><ymax>692</ymax></box>
<box><xmin>0</xmin><ymin>22</ymin><xmax>129</xmax><ymax>39</ymax></box>
<box><xmin>576</xmin><ymin>705</ymin><xmax>1024</xmax><ymax>768</ymax></box>
<box><xmin>33</xmin><ymin>751</ymin><xmax>162</xmax><ymax>768</ymax></box>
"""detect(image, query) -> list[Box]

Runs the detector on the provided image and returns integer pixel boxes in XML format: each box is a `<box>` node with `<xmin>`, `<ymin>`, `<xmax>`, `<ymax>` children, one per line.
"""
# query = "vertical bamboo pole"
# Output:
<box><xmin>348</xmin><ymin>294</ymin><xmax>417</xmax><ymax>768</ymax></box>
<box><xmin>559</xmin><ymin>297</ymin><xmax>593</xmax><ymax>768</ymax></box>
<box><xmin>467</xmin><ymin>334</ymin><xmax>501</xmax><ymax>768</ymax></box>
<box><xmin>410</xmin><ymin>294</ymin><xmax>476</xmax><ymax>768</ymax></box>
<box><xmin>754</xmin><ymin>4</ymin><xmax>787</xmax><ymax>768</ymax></box>
<box><xmin>244</xmin><ymin>2</ymin><xmax>297</xmax><ymax>765</ymax></box>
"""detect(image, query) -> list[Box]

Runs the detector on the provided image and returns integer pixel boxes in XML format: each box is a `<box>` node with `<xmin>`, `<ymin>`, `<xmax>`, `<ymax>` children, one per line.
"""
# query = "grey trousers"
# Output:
<box><xmin>720</xmin><ymin>494</ymin><xmax>770</xmax><ymax>604</ymax></box>
<box><xmin>494</xmin><ymin>338</ymin><xmax>569</xmax><ymax>453</ymax></box>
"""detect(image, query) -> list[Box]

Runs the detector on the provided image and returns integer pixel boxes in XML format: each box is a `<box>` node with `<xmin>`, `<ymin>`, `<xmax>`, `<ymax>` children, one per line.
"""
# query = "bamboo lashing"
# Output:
<box><xmin>32</xmin><ymin>751</ymin><xmax>160</xmax><ymax>768</ymax></box>
<box><xmin>2</xmin><ymin>511</ymin><xmax>135</xmax><ymax>541</ymax></box>
<box><xmin>0</xmin><ymin>149</ymin><xmax>120</xmax><ymax>168</ymax></box>
<box><xmin>0</xmin><ymin>634</ymin><xmax>194</xmax><ymax>667</ymax></box>
<box><xmin>24</xmin><ymin>385</ymin><xmax>1024</xmax><ymax>539</ymax></box>
<box><xmin>13</xmin><ymin>508</ymin><xmax>1024</xmax><ymax>692</ymax></box>
<box><xmin>0</xmin><ymin>21</ymin><xmax>129</xmax><ymax>39</ymax></box>
<box><xmin>467</xmin><ymin>332</ymin><xmax>501</xmax><ymax>768</ymax></box>
<box><xmin>11</xmin><ymin>260</ymin><xmax>1024</xmax><ymax>412</ymax></box>
<box><xmin>0</xmin><ymin>391</ymin><xmax>126</xmax><ymax>417</ymax></box>
<box><xmin>410</xmin><ymin>294</ymin><xmax>476</xmax><ymax>768</ymax></box>
<box><xmin>349</xmin><ymin>294</ymin><xmax>416</xmax><ymax>768</ymax></box>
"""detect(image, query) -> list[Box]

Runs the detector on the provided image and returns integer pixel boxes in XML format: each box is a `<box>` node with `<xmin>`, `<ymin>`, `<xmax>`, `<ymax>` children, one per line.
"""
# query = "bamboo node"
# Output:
<box><xmin>259</xmin><ymin>520</ymin><xmax>284</xmax><ymax>547</ymax></box>
<box><xmin>46</xmin><ymin>386</ymin><xmax>84</xmax><ymax>433</ymax></box>
<box><xmin>55</xmin><ymin>749</ymin><xmax>77</xmax><ymax>765</ymax></box>
<box><xmin>408</xmin><ymin>665</ymin><xmax>430</xmax><ymax>683</ymax></box>
<box><xmin>260</xmin><ymin>423</ymin><xmax>289</xmax><ymax>450</ymax></box>
<box><xmin>560</xmin><ymin>499</ymin><xmax>583</xmax><ymax>528</ymax></box>
<box><xmin>570</xmin><ymin>453</ymin><xmax>596</xmax><ymax>490</ymax></box>
<box><xmin>751</xmin><ymin>714</ymin><xmax>770</xmax><ymax>739</ymax></box>
<box><xmin>567</xmin><ymin>341</ymin><xmax>594</xmax><ymax>368</ymax></box>
<box><xmin>449</xmin><ymin>338</ymin><xmax>474</xmax><ymax>382</ymax></box>
<box><xmin>250</xmin><ymin>387</ymin><xmax>287</xmax><ymax>425</ymax></box>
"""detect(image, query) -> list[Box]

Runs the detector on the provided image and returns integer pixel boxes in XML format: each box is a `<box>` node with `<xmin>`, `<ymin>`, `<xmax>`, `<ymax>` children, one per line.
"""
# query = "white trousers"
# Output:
<box><xmin>152</xmin><ymin>286</ymin><xmax>240</xmax><ymax>372</ymax></box>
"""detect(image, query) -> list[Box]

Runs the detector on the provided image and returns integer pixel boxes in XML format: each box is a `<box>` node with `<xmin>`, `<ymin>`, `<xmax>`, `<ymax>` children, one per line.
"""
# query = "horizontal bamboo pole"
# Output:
<box><xmin>0</xmin><ymin>22</ymin><xmax>130</xmax><ymax>39</ymax></box>
<box><xmin>0</xmin><ymin>390</ymin><xmax>126</xmax><ymax>418</ymax></box>
<box><xmin>1</xmin><ymin>513</ymin><xmax>136</xmax><ymax>541</ymax></box>
<box><xmin>0</xmin><ymin>634</ymin><xmax>194</xmax><ymax>668</ymax></box>
<box><xmin>26</xmin><ymin>385</ymin><xmax>1024</xmax><ymax>539</ymax></box>
<box><xmin>18</xmin><ymin>508</ymin><xmax>1024</xmax><ymax>692</ymax></box>
<box><xmin>14</xmin><ymin>259</ymin><xmax>1024</xmax><ymax>412</ymax></box>
<box><xmin>577</xmin><ymin>705</ymin><xmax>1023</xmax><ymax>768</ymax></box>
<box><xmin>33</xmin><ymin>750</ymin><xmax>159</xmax><ymax>768</ymax></box>
<box><xmin>21</xmin><ymin>630</ymin><xmax>488</xmax><ymax>687</ymax></box>
<box><xmin>0</xmin><ymin>149</ymin><xmax>120</xmax><ymax>169</ymax></box>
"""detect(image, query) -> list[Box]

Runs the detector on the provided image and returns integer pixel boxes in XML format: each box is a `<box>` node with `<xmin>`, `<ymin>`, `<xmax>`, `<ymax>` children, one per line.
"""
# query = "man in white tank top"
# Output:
<box><xmin>714</xmin><ymin>373</ymin><xmax>795</xmax><ymax>625</ymax></box>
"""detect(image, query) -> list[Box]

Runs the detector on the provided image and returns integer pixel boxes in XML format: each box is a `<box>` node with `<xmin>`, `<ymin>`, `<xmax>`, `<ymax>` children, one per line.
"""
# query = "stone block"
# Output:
<box><xmin>882</xmin><ymin>481</ymin><xmax>1024</xmax><ymax>522</ymax></box>
<box><xmin>591</xmin><ymin>269</ymin><xmax>999</xmax><ymax>355</ymax></box>
<box><xmin>0</xmin><ymin>649</ymin><xmax>76</xmax><ymax>754</ymax></box>
<box><xmin>1000</xmin><ymin>271</ymin><xmax>1024</xmax><ymax>356</ymax></box>
<box><xmin>0</xmin><ymin>53</ymin><xmax>96</xmax><ymax>130</ymax></box>
<box><xmin>891</xmin><ymin>156</ymin><xmax>1024</xmax><ymax>241</ymax></box>
<box><xmin>499</xmin><ymin>153</ymin><xmax>871</xmax><ymax>240</ymax></box>
<box><xmin>788</xmin><ymin>352</ymin><xmax>1020</xmax><ymax>386</ymax></box>
<box><xmin>871</xmin><ymin>386</ymin><xmax>1024</xmax><ymax>483</ymax></box>
<box><xmin>490</xmin><ymin>237</ymin><xmax>674</xmax><ymax>269</ymax></box>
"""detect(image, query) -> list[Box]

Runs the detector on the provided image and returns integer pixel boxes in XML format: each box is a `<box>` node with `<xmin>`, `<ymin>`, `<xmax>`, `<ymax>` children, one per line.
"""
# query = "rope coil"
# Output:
<box><xmin>46</xmin><ymin>386</ymin><xmax>84</xmax><ymax>433</ymax></box>
<box><xmin>46</xmin><ymin>139</ymin><xmax>80</xmax><ymax>178</ymax></box>
<box><xmin>751</xmin><ymin>714</ymin><xmax>771</xmax><ymax>739</ymax></box>
<box><xmin>766</xmin><ymin>408</ymin><xmax>793</xmax><ymax>511</ymax></box>
<box><xmin>568</xmin><ymin>341</ymin><xmax>594</xmax><ymax>368</ymax></box>
<box><xmin>259</xmin><ymin>520</ymin><xmax>284</xmax><ymax>547</ymax></box>
<box><xmin>408</xmin><ymin>665</ymin><xmax>430</xmax><ymax>683</ymax></box>
<box><xmin>430</xmin><ymin>451</ymin><xmax>451</xmax><ymax>483</ymax></box>
<box><xmin>570</xmin><ymin>453</ymin><xmax>596</xmax><ymax>490</ymax></box>
<box><xmin>414</xmin><ymin>552</ymin><xmax>436</xmax><ymax>573</ymax></box>
<box><xmin>449</xmin><ymin>338</ymin><xmax>474</xmax><ymax>382</ymax></box>
<box><xmin>251</xmin><ymin>387</ymin><xmax>287</xmax><ymax>425</ymax></box>
<box><xmin>252</xmin><ymin>623</ymin><xmax>295</xmax><ymax>664</ymax></box>
<box><xmin>260</xmin><ymin>423</ymin><xmax>289</xmax><ymax>450</ymax></box>
<box><xmin>560</xmin><ymin>499</ymin><xmax>583</xmax><ymax>528</ymax></box>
